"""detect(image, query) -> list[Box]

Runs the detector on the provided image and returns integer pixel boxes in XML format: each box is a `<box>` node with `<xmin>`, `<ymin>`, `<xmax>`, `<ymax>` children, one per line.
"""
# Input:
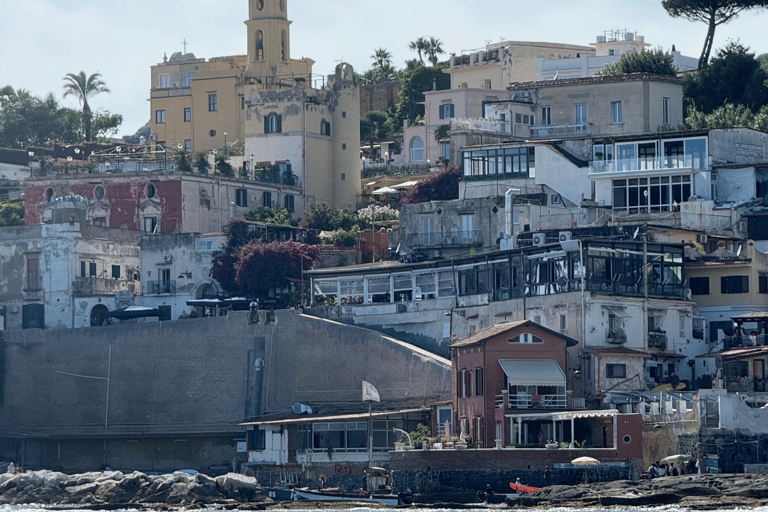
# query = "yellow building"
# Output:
<box><xmin>149</xmin><ymin>0</ymin><xmax>359</xmax><ymax>210</ymax></box>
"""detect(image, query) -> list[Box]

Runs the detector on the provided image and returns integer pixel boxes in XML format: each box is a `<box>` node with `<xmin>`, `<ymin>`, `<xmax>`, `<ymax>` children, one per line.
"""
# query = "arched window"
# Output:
<box><xmin>255</xmin><ymin>30</ymin><xmax>264</xmax><ymax>61</ymax></box>
<box><xmin>265</xmin><ymin>113</ymin><xmax>282</xmax><ymax>134</ymax></box>
<box><xmin>281</xmin><ymin>30</ymin><xmax>287</xmax><ymax>61</ymax></box>
<box><xmin>410</xmin><ymin>136</ymin><xmax>425</xmax><ymax>162</ymax></box>
<box><xmin>320</xmin><ymin>119</ymin><xmax>331</xmax><ymax>136</ymax></box>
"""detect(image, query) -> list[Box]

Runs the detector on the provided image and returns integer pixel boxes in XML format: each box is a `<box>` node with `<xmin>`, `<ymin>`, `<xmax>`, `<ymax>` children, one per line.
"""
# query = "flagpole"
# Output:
<box><xmin>368</xmin><ymin>400</ymin><xmax>373</xmax><ymax>467</ymax></box>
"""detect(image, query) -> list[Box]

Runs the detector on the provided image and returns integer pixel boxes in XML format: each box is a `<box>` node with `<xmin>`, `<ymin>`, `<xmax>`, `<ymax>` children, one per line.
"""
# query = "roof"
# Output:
<box><xmin>731</xmin><ymin>311</ymin><xmax>768</xmax><ymax>322</ymax></box>
<box><xmin>585</xmin><ymin>347</ymin><xmax>652</xmax><ymax>358</ymax></box>
<box><xmin>451</xmin><ymin>319</ymin><xmax>578</xmax><ymax>347</ymax></box>
<box><xmin>650</xmin><ymin>352</ymin><xmax>686</xmax><ymax>359</ymax></box>
<box><xmin>508</xmin><ymin>72</ymin><xmax>684</xmax><ymax>90</ymax></box>
<box><xmin>720</xmin><ymin>346</ymin><xmax>768</xmax><ymax>362</ymax></box>
<box><xmin>240</xmin><ymin>406</ymin><xmax>429</xmax><ymax>426</ymax></box>
<box><xmin>505</xmin><ymin>409</ymin><xmax>620</xmax><ymax>421</ymax></box>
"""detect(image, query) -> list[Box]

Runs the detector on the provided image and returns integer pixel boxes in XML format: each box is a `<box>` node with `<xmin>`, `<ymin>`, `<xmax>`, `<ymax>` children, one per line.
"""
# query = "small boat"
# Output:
<box><xmin>477</xmin><ymin>490</ymin><xmax>521</xmax><ymax>504</ymax></box>
<box><xmin>261</xmin><ymin>487</ymin><xmax>296</xmax><ymax>502</ymax></box>
<box><xmin>293</xmin><ymin>487</ymin><xmax>404</xmax><ymax>506</ymax></box>
<box><xmin>509</xmin><ymin>482</ymin><xmax>541</xmax><ymax>494</ymax></box>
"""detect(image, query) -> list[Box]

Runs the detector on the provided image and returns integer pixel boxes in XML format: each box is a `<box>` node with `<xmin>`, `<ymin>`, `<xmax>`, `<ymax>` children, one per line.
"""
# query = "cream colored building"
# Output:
<box><xmin>149</xmin><ymin>0</ymin><xmax>359</xmax><ymax>210</ymax></box>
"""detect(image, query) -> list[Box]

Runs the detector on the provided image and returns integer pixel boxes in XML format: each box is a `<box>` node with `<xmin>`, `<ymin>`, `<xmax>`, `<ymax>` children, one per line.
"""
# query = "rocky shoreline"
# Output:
<box><xmin>4</xmin><ymin>470</ymin><xmax>768</xmax><ymax>509</ymax></box>
<box><xmin>513</xmin><ymin>473</ymin><xmax>768</xmax><ymax>510</ymax></box>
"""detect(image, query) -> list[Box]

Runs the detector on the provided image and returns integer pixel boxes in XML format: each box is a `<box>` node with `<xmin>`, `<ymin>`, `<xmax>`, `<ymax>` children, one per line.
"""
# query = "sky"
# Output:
<box><xmin>2</xmin><ymin>0</ymin><xmax>767</xmax><ymax>137</ymax></box>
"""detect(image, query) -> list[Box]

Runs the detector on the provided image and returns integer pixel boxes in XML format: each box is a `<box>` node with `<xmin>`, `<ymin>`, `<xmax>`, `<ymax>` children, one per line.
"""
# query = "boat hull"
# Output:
<box><xmin>294</xmin><ymin>488</ymin><xmax>400</xmax><ymax>506</ymax></box>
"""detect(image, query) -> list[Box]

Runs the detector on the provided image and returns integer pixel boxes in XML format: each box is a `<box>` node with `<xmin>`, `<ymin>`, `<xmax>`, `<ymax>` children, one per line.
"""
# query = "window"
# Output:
<box><xmin>160</xmin><ymin>74</ymin><xmax>170</xmax><ymax>88</ymax></box>
<box><xmin>208</xmin><ymin>93</ymin><xmax>217</xmax><ymax>112</ymax></box>
<box><xmin>342</xmin><ymin>143</ymin><xmax>347</xmax><ymax>150</ymax></box>
<box><xmin>515</xmin><ymin>113</ymin><xmax>535</xmax><ymax>125</ymax></box>
<box><xmin>440</xmin><ymin>142</ymin><xmax>451</xmax><ymax>159</ymax></box>
<box><xmin>410</xmin><ymin>137</ymin><xmax>424</xmax><ymax>162</ymax></box>
<box><xmin>26</xmin><ymin>255</ymin><xmax>41</xmax><ymax>290</ymax></box>
<box><xmin>265</xmin><ymin>114</ymin><xmax>282</xmax><ymax>133</ymax></box>
<box><xmin>80</xmin><ymin>261</ymin><xmax>86</xmax><ymax>277</ymax></box>
<box><xmin>439</xmin><ymin>103</ymin><xmax>455</xmax><ymax>119</ymax></box>
<box><xmin>606</xmin><ymin>364</ymin><xmax>626</xmax><ymax>378</ymax></box>
<box><xmin>155</xmin><ymin>110</ymin><xmax>166</xmax><ymax>124</ymax></box>
<box><xmin>462</xmin><ymin>146</ymin><xmax>535</xmax><ymax>178</ymax></box>
<box><xmin>690</xmin><ymin>277</ymin><xmax>710</xmax><ymax>295</ymax></box>
<box><xmin>611</xmin><ymin>101</ymin><xmax>622</xmax><ymax>124</ymax></box>
<box><xmin>112</xmin><ymin>265</ymin><xmax>121</xmax><ymax>279</ymax></box>
<box><xmin>284</xmin><ymin>194</ymin><xmax>294</xmax><ymax>211</ymax></box>
<box><xmin>612</xmin><ymin>175</ymin><xmax>691</xmax><ymax>212</ymax></box>
<box><xmin>509</xmin><ymin>333</ymin><xmax>544</xmax><ymax>343</ymax></box>
<box><xmin>184</xmin><ymin>107</ymin><xmax>191</xmax><ymax>122</ymax></box>
<box><xmin>262</xmin><ymin>191</ymin><xmax>272</xmax><ymax>208</ymax></box>
<box><xmin>340</xmin><ymin>173</ymin><xmax>346</xmax><ymax>180</ymax></box>
<box><xmin>760</xmin><ymin>275</ymin><xmax>768</xmax><ymax>294</ymax></box>
<box><xmin>255</xmin><ymin>30</ymin><xmax>264</xmax><ymax>60</ymax></box>
<box><xmin>22</xmin><ymin>303</ymin><xmax>44</xmax><ymax>329</ymax></box>
<box><xmin>320</xmin><ymin>119</ymin><xmax>331</xmax><ymax>136</ymax></box>
<box><xmin>608</xmin><ymin>313</ymin><xmax>623</xmax><ymax>333</ymax></box>
<box><xmin>560</xmin><ymin>314</ymin><xmax>567</xmax><ymax>331</ymax></box>
<box><xmin>89</xmin><ymin>262</ymin><xmax>97</xmax><ymax>277</ymax></box>
<box><xmin>462</xmin><ymin>369</ymin><xmax>471</xmax><ymax>397</ymax></box>
<box><xmin>236</xmin><ymin>188</ymin><xmax>248</xmax><ymax>207</ymax></box>
<box><xmin>460</xmin><ymin>214</ymin><xmax>474</xmax><ymax>244</ymax></box>
<box><xmin>575</xmin><ymin>104</ymin><xmax>587</xmax><ymax>124</ymax></box>
<box><xmin>475</xmin><ymin>367</ymin><xmax>484</xmax><ymax>395</ymax></box>
<box><xmin>145</xmin><ymin>183</ymin><xmax>156</xmax><ymax>198</ymax></box>
<box><xmin>484</xmin><ymin>79</ymin><xmax>492</xmax><ymax>89</ymax></box>
<box><xmin>184</xmin><ymin>139</ymin><xmax>192</xmax><ymax>152</ymax></box>
<box><xmin>209</xmin><ymin>129</ymin><xmax>217</xmax><ymax>137</ymax></box>
<box><xmin>663</xmin><ymin>97</ymin><xmax>670</xmax><ymax>125</ymax></box>
<box><xmin>541</xmin><ymin>106</ymin><xmax>551</xmax><ymax>126</ymax></box>
<box><xmin>342</xmin><ymin>111</ymin><xmax>347</xmax><ymax>118</ymax></box>
<box><xmin>181</xmin><ymin>71</ymin><xmax>192</xmax><ymax>87</ymax></box>
<box><xmin>144</xmin><ymin>217</ymin><xmax>157</xmax><ymax>233</ymax></box>
<box><xmin>721</xmin><ymin>275</ymin><xmax>749</xmax><ymax>294</ymax></box>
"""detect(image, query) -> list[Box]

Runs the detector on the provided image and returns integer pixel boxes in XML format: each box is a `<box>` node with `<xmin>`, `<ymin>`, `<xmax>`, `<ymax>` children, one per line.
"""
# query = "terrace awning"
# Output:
<box><xmin>499</xmin><ymin>359</ymin><xmax>565</xmax><ymax>387</ymax></box>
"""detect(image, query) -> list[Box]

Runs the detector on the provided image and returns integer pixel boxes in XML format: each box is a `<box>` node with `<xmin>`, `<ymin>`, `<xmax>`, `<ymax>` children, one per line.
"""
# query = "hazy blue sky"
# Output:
<box><xmin>2</xmin><ymin>0</ymin><xmax>767</xmax><ymax>136</ymax></box>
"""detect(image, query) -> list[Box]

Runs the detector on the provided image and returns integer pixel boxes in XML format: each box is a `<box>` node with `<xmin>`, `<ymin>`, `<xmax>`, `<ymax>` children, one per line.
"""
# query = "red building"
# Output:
<box><xmin>451</xmin><ymin>319</ymin><xmax>578</xmax><ymax>448</ymax></box>
<box><xmin>23</xmin><ymin>172</ymin><xmax>304</xmax><ymax>234</ymax></box>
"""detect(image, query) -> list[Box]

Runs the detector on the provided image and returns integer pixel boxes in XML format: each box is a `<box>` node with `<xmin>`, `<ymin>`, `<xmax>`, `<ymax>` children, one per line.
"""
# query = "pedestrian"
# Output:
<box><xmin>543</xmin><ymin>465</ymin><xmax>553</xmax><ymax>486</ymax></box>
<box><xmin>671</xmin><ymin>465</ymin><xmax>679</xmax><ymax>476</ymax></box>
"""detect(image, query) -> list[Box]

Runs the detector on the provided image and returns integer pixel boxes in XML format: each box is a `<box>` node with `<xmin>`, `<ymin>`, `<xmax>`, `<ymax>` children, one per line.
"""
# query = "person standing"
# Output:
<box><xmin>543</xmin><ymin>466</ymin><xmax>553</xmax><ymax>486</ymax></box>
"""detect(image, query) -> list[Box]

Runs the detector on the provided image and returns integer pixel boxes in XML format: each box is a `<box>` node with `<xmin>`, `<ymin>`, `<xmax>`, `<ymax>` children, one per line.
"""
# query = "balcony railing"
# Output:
<box><xmin>589</xmin><ymin>154</ymin><xmax>694</xmax><ymax>174</ymax></box>
<box><xmin>606</xmin><ymin>329</ymin><xmax>627</xmax><ymax>344</ymax></box>
<box><xmin>146</xmin><ymin>279</ymin><xmax>176</xmax><ymax>295</ymax></box>
<box><xmin>648</xmin><ymin>330</ymin><xmax>668</xmax><ymax>350</ymax></box>
<box><xmin>73</xmin><ymin>277</ymin><xmax>137</xmax><ymax>296</ymax></box>
<box><xmin>495</xmin><ymin>393</ymin><xmax>567</xmax><ymax>409</ymax></box>
<box><xmin>406</xmin><ymin>230</ymin><xmax>483</xmax><ymax>248</ymax></box>
<box><xmin>724</xmin><ymin>334</ymin><xmax>768</xmax><ymax>349</ymax></box>
<box><xmin>530</xmin><ymin>123</ymin><xmax>588</xmax><ymax>139</ymax></box>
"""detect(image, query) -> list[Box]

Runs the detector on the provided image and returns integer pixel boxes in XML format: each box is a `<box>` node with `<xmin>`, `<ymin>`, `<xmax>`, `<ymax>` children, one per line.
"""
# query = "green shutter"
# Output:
<box><xmin>264</xmin><ymin>116</ymin><xmax>269</xmax><ymax>133</ymax></box>
<box><xmin>276</xmin><ymin>115</ymin><xmax>282</xmax><ymax>133</ymax></box>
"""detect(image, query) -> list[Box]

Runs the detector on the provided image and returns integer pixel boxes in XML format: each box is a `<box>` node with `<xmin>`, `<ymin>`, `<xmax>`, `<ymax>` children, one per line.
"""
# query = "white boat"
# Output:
<box><xmin>293</xmin><ymin>488</ymin><xmax>402</xmax><ymax>506</ymax></box>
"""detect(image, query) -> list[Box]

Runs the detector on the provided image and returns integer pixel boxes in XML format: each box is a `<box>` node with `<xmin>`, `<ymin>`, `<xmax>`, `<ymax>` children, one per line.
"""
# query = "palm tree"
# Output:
<box><xmin>371</xmin><ymin>48</ymin><xmax>393</xmax><ymax>71</ymax></box>
<box><xmin>426</xmin><ymin>37</ymin><xmax>445</xmax><ymax>66</ymax></box>
<box><xmin>62</xmin><ymin>71</ymin><xmax>110</xmax><ymax>142</ymax></box>
<box><xmin>408</xmin><ymin>37</ymin><xmax>428</xmax><ymax>64</ymax></box>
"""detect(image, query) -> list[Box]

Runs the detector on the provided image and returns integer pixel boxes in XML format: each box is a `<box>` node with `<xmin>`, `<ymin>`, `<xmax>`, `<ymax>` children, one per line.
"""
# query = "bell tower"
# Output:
<box><xmin>245</xmin><ymin>0</ymin><xmax>293</xmax><ymax>79</ymax></box>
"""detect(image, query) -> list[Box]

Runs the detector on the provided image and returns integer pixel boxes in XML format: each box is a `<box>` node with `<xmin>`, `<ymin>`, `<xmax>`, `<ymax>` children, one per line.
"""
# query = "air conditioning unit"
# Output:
<box><xmin>533</xmin><ymin>233</ymin><xmax>546</xmax><ymax>246</ymax></box>
<box><xmin>149</xmin><ymin>134</ymin><xmax>157</xmax><ymax>141</ymax></box>
<box><xmin>443</xmin><ymin>237</ymin><xmax>454</xmax><ymax>245</ymax></box>
<box><xmin>429</xmin><ymin>250</ymin><xmax>441</xmax><ymax>259</ymax></box>
<box><xmin>559</xmin><ymin>231</ymin><xmax>572</xmax><ymax>242</ymax></box>
<box><xmin>163</xmin><ymin>255</ymin><xmax>173</xmax><ymax>263</ymax></box>
<box><xmin>697</xmin><ymin>234</ymin><xmax>708</xmax><ymax>243</ymax></box>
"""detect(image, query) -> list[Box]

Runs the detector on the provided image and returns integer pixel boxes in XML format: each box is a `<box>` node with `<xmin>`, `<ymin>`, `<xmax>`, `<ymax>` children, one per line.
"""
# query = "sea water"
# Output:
<box><xmin>4</xmin><ymin>507</ymin><xmax>768</xmax><ymax>512</ymax></box>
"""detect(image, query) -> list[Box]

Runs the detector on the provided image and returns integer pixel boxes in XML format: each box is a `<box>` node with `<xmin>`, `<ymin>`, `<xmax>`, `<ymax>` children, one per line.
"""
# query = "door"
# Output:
<box><xmin>754</xmin><ymin>360</ymin><xmax>766</xmax><ymax>392</ymax></box>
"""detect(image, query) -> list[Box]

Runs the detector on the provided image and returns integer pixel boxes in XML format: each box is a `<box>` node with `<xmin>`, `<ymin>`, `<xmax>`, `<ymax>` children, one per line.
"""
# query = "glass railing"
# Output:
<box><xmin>590</xmin><ymin>154</ymin><xmax>694</xmax><ymax>173</ymax></box>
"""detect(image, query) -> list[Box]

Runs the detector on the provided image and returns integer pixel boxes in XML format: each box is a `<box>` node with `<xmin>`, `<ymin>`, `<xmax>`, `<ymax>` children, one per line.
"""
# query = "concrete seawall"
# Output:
<box><xmin>0</xmin><ymin>311</ymin><xmax>451</xmax><ymax>472</ymax></box>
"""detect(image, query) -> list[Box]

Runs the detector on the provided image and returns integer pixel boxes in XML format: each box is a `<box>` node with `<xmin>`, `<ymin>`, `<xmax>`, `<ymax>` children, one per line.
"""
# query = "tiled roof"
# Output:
<box><xmin>451</xmin><ymin>320</ymin><xmax>528</xmax><ymax>347</ymax></box>
<box><xmin>585</xmin><ymin>347</ymin><xmax>652</xmax><ymax>358</ymax></box>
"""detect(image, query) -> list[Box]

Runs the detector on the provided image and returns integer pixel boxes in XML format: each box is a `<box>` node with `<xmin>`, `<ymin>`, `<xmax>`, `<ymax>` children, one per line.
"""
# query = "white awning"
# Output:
<box><xmin>602</xmin><ymin>306</ymin><xmax>631</xmax><ymax>318</ymax></box>
<box><xmin>499</xmin><ymin>359</ymin><xmax>565</xmax><ymax>386</ymax></box>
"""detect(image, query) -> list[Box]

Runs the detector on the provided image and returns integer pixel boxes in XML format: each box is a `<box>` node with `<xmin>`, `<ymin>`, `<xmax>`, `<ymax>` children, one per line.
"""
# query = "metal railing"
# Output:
<box><xmin>406</xmin><ymin>230</ymin><xmax>483</xmax><ymax>248</ymax></box>
<box><xmin>495</xmin><ymin>393</ymin><xmax>567</xmax><ymax>409</ymax></box>
<box><xmin>648</xmin><ymin>331</ymin><xmax>668</xmax><ymax>350</ymax></box>
<box><xmin>589</xmin><ymin>154</ymin><xmax>694</xmax><ymax>174</ymax></box>
<box><xmin>530</xmin><ymin>123</ymin><xmax>588</xmax><ymax>139</ymax></box>
<box><xmin>145</xmin><ymin>279</ymin><xmax>176</xmax><ymax>295</ymax></box>
<box><xmin>724</xmin><ymin>334</ymin><xmax>768</xmax><ymax>349</ymax></box>
<box><xmin>606</xmin><ymin>329</ymin><xmax>627</xmax><ymax>344</ymax></box>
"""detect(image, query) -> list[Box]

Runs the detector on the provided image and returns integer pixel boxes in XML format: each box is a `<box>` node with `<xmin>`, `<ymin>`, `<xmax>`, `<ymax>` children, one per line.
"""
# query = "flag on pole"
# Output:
<box><xmin>362</xmin><ymin>380</ymin><xmax>380</xmax><ymax>402</ymax></box>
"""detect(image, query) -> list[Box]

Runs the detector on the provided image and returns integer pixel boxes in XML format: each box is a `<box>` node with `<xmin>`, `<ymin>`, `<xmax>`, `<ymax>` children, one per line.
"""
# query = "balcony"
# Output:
<box><xmin>724</xmin><ymin>334</ymin><xmax>768</xmax><ymax>349</ymax></box>
<box><xmin>495</xmin><ymin>393</ymin><xmax>567</xmax><ymax>410</ymax></box>
<box><xmin>145</xmin><ymin>279</ymin><xmax>176</xmax><ymax>295</ymax></box>
<box><xmin>73</xmin><ymin>277</ymin><xmax>137</xmax><ymax>297</ymax></box>
<box><xmin>451</xmin><ymin>118</ymin><xmax>509</xmax><ymax>134</ymax></box>
<box><xmin>606</xmin><ymin>329</ymin><xmax>627</xmax><ymax>344</ymax></box>
<box><xmin>530</xmin><ymin>123</ymin><xmax>587</xmax><ymax>139</ymax></box>
<box><xmin>648</xmin><ymin>330</ymin><xmax>668</xmax><ymax>350</ymax></box>
<box><xmin>589</xmin><ymin>154</ymin><xmax>694</xmax><ymax>175</ymax></box>
<box><xmin>406</xmin><ymin>230</ymin><xmax>483</xmax><ymax>248</ymax></box>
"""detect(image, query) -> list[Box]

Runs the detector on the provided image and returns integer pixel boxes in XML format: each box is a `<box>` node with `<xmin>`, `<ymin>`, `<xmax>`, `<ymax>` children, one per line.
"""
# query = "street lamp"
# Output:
<box><xmin>249</xmin><ymin>154</ymin><xmax>255</xmax><ymax>180</ymax></box>
<box><xmin>224</xmin><ymin>132</ymin><xmax>228</xmax><ymax>155</ymax></box>
<box><xmin>67</xmin><ymin>155</ymin><xmax>73</xmax><ymax>174</ymax></box>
